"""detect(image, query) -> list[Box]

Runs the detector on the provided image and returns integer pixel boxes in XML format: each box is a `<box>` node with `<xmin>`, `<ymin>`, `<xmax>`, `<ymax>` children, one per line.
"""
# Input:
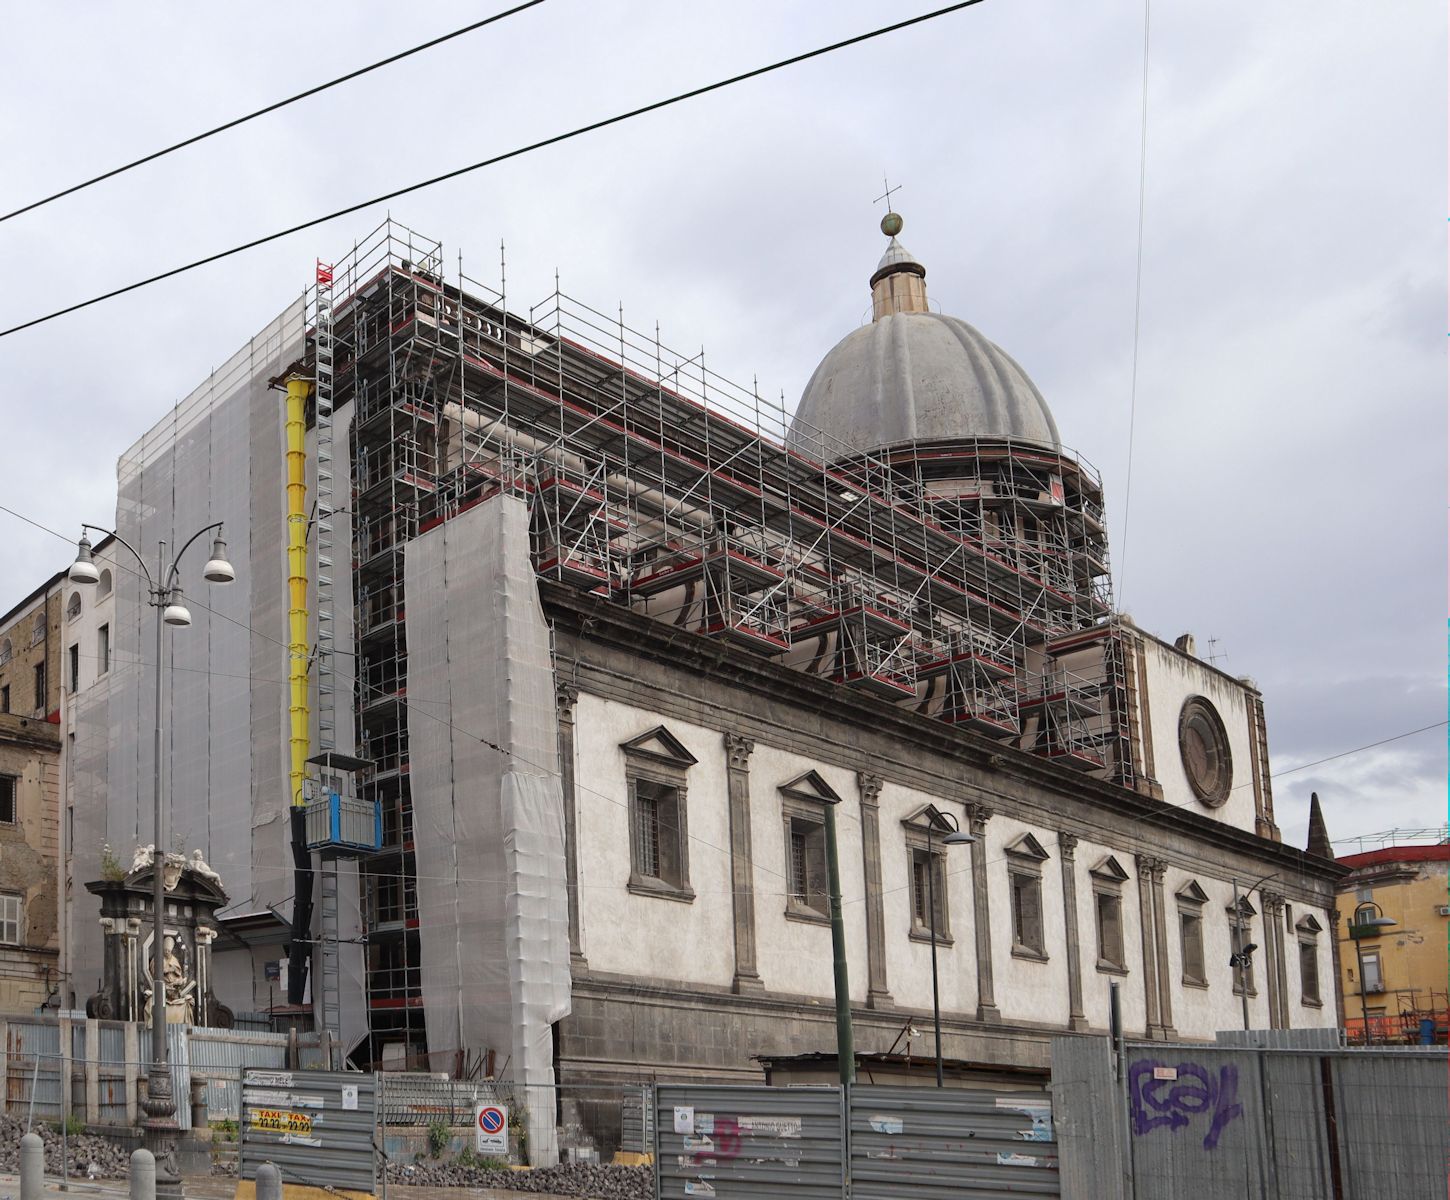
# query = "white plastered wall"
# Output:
<box><xmin>1138</xmin><ymin>635</ymin><xmax>1259</xmax><ymax>833</ymax></box>
<box><xmin>984</xmin><ymin>814</ymin><xmax>1071</xmax><ymax>1027</ymax></box>
<box><xmin>746</xmin><ymin>743</ymin><xmax>867</xmax><ymax>1003</ymax></box>
<box><xmin>875</xmin><ymin>780</ymin><xmax>978</xmax><ymax>1018</ymax></box>
<box><xmin>569</xmin><ymin>694</ymin><xmax>736</xmax><ymax>989</ymax></box>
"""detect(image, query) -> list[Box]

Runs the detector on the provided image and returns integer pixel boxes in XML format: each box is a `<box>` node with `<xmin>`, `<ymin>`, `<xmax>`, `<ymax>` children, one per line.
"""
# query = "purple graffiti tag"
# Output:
<box><xmin>1128</xmin><ymin>1060</ymin><xmax>1244</xmax><ymax>1151</ymax></box>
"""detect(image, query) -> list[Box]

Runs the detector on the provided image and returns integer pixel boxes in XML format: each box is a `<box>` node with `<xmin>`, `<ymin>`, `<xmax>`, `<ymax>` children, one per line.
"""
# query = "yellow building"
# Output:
<box><xmin>1336</xmin><ymin>834</ymin><xmax>1450</xmax><ymax>1043</ymax></box>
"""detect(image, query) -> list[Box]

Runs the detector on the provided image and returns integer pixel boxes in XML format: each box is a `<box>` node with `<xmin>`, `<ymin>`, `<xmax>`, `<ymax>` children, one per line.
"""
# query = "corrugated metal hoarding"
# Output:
<box><xmin>1052</xmin><ymin>1036</ymin><xmax>1450</xmax><ymax>1200</ymax></box>
<box><xmin>655</xmin><ymin>1085</ymin><xmax>845</xmax><ymax>1199</ymax></box>
<box><xmin>849</xmin><ymin>1084</ymin><xmax>1059</xmax><ymax>1198</ymax></box>
<box><xmin>239</xmin><ymin>1068</ymin><xmax>376</xmax><ymax>1194</ymax></box>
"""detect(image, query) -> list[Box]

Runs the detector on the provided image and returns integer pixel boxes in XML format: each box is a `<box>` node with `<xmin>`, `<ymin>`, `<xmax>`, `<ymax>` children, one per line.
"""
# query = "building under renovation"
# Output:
<box><xmin>69</xmin><ymin>213</ymin><xmax>1342</xmax><ymax>1159</ymax></box>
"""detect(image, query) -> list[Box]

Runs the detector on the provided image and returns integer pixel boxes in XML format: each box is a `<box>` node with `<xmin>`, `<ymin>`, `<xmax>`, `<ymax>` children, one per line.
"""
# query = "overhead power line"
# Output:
<box><xmin>0</xmin><ymin>0</ymin><xmax>988</xmax><ymax>341</ymax></box>
<box><xmin>0</xmin><ymin>0</ymin><xmax>549</xmax><ymax>224</ymax></box>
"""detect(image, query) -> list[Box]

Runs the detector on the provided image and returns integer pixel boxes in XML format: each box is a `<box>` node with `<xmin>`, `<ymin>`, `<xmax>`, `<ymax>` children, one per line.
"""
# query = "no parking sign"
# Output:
<box><xmin>475</xmin><ymin>1103</ymin><xmax>509</xmax><ymax>1155</ymax></box>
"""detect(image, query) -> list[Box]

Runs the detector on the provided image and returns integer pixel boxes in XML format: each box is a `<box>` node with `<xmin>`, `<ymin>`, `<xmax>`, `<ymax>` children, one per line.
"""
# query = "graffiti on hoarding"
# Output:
<box><xmin>1128</xmin><ymin>1060</ymin><xmax>1243</xmax><ymax>1151</ymax></box>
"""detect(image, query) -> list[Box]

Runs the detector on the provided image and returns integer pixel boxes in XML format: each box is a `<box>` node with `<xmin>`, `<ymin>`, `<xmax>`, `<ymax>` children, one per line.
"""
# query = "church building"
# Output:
<box><xmin>66</xmin><ymin>210</ymin><xmax>1341</xmax><ymax>1162</ymax></box>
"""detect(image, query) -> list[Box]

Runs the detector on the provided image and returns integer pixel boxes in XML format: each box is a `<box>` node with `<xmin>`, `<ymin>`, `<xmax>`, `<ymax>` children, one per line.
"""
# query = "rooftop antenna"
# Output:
<box><xmin>1206</xmin><ymin>636</ymin><xmax>1224</xmax><ymax>668</ymax></box>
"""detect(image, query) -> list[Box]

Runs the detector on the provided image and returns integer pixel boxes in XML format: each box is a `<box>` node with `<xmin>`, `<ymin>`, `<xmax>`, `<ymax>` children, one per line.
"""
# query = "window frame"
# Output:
<box><xmin>1360</xmin><ymin>949</ymin><xmax>1384</xmax><ymax>994</ymax></box>
<box><xmin>1227</xmin><ymin>896</ymin><xmax>1258</xmax><ymax>997</ymax></box>
<box><xmin>1176</xmin><ymin>881</ymin><xmax>1210</xmax><ymax>988</ymax></box>
<box><xmin>901</xmin><ymin>806</ymin><xmax>958</xmax><ymax>946</ymax></box>
<box><xmin>1089</xmin><ymin>855</ymin><xmax>1129</xmax><ymax>974</ymax></box>
<box><xmin>621</xmin><ymin>727</ymin><xmax>696</xmax><ymax>904</ymax></box>
<box><xmin>32</xmin><ymin>662</ymin><xmax>45</xmax><ymax>710</ymax></box>
<box><xmin>0</xmin><ymin>893</ymin><xmax>21</xmax><ymax>945</ymax></box>
<box><xmin>68</xmin><ymin>643</ymin><xmax>79</xmax><ymax>694</ymax></box>
<box><xmin>0</xmin><ymin>775</ymin><xmax>15</xmax><ymax>825</ymax></box>
<box><xmin>1</xmin><ymin>684</ymin><xmax>8</xmax><ymax>715</ymax></box>
<box><xmin>1006</xmin><ymin>833</ymin><xmax>1050</xmax><ymax>962</ymax></box>
<box><xmin>66</xmin><ymin>592</ymin><xmax>82</xmax><ymax>623</ymax></box>
<box><xmin>97</xmin><ymin>624</ymin><xmax>110</xmax><ymax>676</ymax></box>
<box><xmin>782</xmin><ymin>803</ymin><xmax>829</xmax><ymax>925</ymax></box>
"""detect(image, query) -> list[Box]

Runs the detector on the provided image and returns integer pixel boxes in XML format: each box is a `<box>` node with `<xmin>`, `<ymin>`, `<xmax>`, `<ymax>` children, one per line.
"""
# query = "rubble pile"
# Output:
<box><xmin>0</xmin><ymin>1116</ymin><xmax>133</xmax><ymax>1179</ymax></box>
<box><xmin>387</xmin><ymin>1158</ymin><xmax>652</xmax><ymax>1197</ymax></box>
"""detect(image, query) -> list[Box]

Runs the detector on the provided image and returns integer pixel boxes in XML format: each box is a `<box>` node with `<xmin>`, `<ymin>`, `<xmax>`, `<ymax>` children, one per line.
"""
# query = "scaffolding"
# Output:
<box><xmin>308</xmin><ymin>218</ymin><xmax>1138</xmax><ymax>1060</ymax></box>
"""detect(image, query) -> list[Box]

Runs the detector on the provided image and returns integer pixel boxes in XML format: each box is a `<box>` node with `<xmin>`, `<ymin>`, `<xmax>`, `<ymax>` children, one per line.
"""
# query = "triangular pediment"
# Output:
<box><xmin>780</xmin><ymin>770</ymin><xmax>842</xmax><ymax>806</ymax></box>
<box><xmin>1176</xmin><ymin>880</ymin><xmax>1211</xmax><ymax>905</ymax></box>
<box><xmin>901</xmin><ymin>803</ymin><xmax>959</xmax><ymax>833</ymax></box>
<box><xmin>1005</xmin><ymin>832</ymin><xmax>1050</xmax><ymax>862</ymax></box>
<box><xmin>1089</xmin><ymin>855</ymin><xmax>1129</xmax><ymax>883</ymax></box>
<box><xmin>620</xmin><ymin>725</ymin><xmax>698</xmax><ymax>767</ymax></box>
<box><xmin>1226</xmin><ymin>895</ymin><xmax>1257</xmax><ymax>919</ymax></box>
<box><xmin>1295</xmin><ymin>913</ymin><xmax>1324</xmax><ymax>935</ymax></box>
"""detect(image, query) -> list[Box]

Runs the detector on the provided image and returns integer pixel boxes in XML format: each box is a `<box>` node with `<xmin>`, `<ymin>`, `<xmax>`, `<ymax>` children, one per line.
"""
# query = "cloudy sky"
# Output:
<box><xmin>1</xmin><ymin>2</ymin><xmax>1443</xmax><ymax>847</ymax></box>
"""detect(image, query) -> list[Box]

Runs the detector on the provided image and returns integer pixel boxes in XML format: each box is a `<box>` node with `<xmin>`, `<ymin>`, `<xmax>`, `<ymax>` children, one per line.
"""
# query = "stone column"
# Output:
<box><xmin>555</xmin><ymin>684</ymin><xmax>587</xmax><ymax>967</ymax></box>
<box><xmin>1058</xmin><ymin>833</ymin><xmax>1088</xmax><ymax>1031</ymax></box>
<box><xmin>1134</xmin><ymin>854</ymin><xmax>1162</xmax><ymax>1038</ymax></box>
<box><xmin>724</xmin><ymin>733</ymin><xmax>763</xmax><ymax>993</ymax></box>
<box><xmin>967</xmin><ymin>804</ymin><xmax>1000</xmax><ymax>1023</ymax></box>
<box><xmin>857</xmin><ymin>772</ymin><xmax>893</xmax><ymax>1009</ymax></box>
<box><xmin>1150</xmin><ymin>860</ymin><xmax>1174</xmax><ymax>1038</ymax></box>
<box><xmin>1328</xmin><ymin>906</ymin><xmax>1346</xmax><ymax>1031</ymax></box>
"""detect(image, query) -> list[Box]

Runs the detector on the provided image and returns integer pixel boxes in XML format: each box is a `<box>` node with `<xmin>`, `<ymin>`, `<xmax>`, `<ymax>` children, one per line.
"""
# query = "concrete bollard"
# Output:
<box><xmin>19</xmin><ymin>1131</ymin><xmax>43</xmax><ymax>1200</ymax></box>
<box><xmin>256</xmin><ymin>1161</ymin><xmax>283</xmax><ymax>1200</ymax></box>
<box><xmin>129</xmin><ymin>1147</ymin><xmax>156</xmax><ymax>1200</ymax></box>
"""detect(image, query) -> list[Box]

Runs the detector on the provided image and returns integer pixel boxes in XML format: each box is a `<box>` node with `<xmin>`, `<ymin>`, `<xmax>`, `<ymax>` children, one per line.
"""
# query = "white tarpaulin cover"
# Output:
<box><xmin>404</xmin><ymin>493</ymin><xmax>571</xmax><ymax>1165</ymax></box>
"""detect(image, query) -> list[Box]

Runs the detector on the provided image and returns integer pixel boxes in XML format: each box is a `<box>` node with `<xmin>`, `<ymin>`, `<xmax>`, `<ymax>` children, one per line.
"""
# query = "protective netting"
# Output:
<box><xmin>74</xmin><ymin>301</ymin><xmax>305</xmax><ymax>1005</ymax></box>
<box><xmin>404</xmin><ymin>493</ymin><xmax>571</xmax><ymax>1166</ymax></box>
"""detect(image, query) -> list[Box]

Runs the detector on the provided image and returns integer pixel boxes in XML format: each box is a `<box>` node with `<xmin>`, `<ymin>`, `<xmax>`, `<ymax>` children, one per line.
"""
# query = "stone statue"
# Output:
<box><xmin>189</xmin><ymin>849</ymin><xmax>223</xmax><ymax>888</ymax></box>
<box><xmin>130</xmin><ymin>844</ymin><xmax>156</xmax><ymax>874</ymax></box>
<box><xmin>143</xmin><ymin>935</ymin><xmax>196</xmax><ymax>1025</ymax></box>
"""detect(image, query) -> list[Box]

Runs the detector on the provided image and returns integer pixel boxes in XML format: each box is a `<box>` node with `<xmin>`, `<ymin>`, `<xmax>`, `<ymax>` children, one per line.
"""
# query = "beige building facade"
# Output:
<box><xmin>0</xmin><ymin>578</ymin><xmax>64</xmax><ymax>1010</ymax></box>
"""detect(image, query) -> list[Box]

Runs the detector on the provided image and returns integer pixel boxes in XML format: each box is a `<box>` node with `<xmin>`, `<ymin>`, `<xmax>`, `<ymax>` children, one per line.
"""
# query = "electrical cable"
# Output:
<box><xmin>0</xmin><ymin>0</ymin><xmax>549</xmax><ymax>224</ymax></box>
<box><xmin>0</xmin><ymin>0</ymin><xmax>989</xmax><ymax>340</ymax></box>
<box><xmin>1116</xmin><ymin>0</ymin><xmax>1151</xmax><ymax>603</ymax></box>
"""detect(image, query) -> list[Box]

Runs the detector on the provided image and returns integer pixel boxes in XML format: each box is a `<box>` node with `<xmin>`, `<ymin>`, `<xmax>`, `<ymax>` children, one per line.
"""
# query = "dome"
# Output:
<box><xmin>787</xmin><ymin>214</ymin><xmax>1060</xmax><ymax>461</ymax></box>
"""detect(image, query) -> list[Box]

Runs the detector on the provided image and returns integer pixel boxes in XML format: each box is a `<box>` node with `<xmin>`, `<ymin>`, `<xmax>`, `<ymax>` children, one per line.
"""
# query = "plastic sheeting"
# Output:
<box><xmin>404</xmin><ymin>492</ymin><xmax>571</xmax><ymax>1166</ymax></box>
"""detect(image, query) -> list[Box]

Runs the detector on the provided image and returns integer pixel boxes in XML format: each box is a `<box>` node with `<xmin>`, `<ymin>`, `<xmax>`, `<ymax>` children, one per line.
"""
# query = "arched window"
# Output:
<box><xmin>30</xmin><ymin>612</ymin><xmax>44</xmax><ymax>646</ymax></box>
<box><xmin>96</xmin><ymin>569</ymin><xmax>112</xmax><ymax>598</ymax></box>
<box><xmin>66</xmin><ymin>592</ymin><xmax>82</xmax><ymax>622</ymax></box>
<box><xmin>0</xmin><ymin>638</ymin><xmax>10</xmax><ymax>666</ymax></box>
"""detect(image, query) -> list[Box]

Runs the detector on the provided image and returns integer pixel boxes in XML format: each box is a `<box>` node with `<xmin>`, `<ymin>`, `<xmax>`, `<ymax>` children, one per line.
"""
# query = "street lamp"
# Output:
<box><xmin>1347</xmin><ymin>902</ymin><xmax>1397</xmax><ymax>1045</ymax></box>
<box><xmin>923</xmin><ymin>808</ymin><xmax>975</xmax><ymax>1087</ymax></box>
<box><xmin>1229</xmin><ymin>873</ymin><xmax>1276</xmax><ymax>1031</ymax></box>
<box><xmin>70</xmin><ymin>521</ymin><xmax>234</xmax><ymax>1200</ymax></box>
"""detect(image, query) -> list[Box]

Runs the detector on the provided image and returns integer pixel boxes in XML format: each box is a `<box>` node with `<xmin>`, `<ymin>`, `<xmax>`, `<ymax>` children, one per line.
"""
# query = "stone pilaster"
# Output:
<box><xmin>724</xmin><ymin>733</ymin><xmax>763</xmax><ymax>993</ymax></box>
<box><xmin>1149</xmin><ymin>859</ymin><xmax>1174</xmax><ymax>1038</ymax></box>
<box><xmin>857</xmin><ymin>772</ymin><xmax>893</xmax><ymax>1009</ymax></box>
<box><xmin>1262</xmin><ymin>892</ymin><xmax>1290</xmax><ymax>1029</ymax></box>
<box><xmin>967</xmin><ymin>803</ymin><xmax>1000</xmax><ymax>1022</ymax></box>
<box><xmin>555</xmin><ymin>683</ymin><xmax>586</xmax><ymax>967</ymax></box>
<box><xmin>1058</xmin><ymin>832</ymin><xmax>1088</xmax><ymax>1031</ymax></box>
<box><xmin>1135</xmin><ymin>854</ymin><xmax>1162</xmax><ymax>1038</ymax></box>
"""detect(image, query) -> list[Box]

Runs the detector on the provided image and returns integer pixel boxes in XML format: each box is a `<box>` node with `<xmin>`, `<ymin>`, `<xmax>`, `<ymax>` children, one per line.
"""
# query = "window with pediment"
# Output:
<box><xmin>621</xmin><ymin>726</ymin><xmax>697</xmax><ymax>902</ymax></box>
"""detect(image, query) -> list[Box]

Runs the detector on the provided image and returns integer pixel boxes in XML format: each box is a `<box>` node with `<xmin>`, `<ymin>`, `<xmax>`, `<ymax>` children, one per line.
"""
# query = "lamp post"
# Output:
<box><xmin>1229</xmin><ymin>873</ymin><xmax>1276</xmax><ymax>1031</ymax></box>
<box><xmin>1347</xmin><ymin>902</ymin><xmax>1397</xmax><ymax>1045</ymax></box>
<box><xmin>923</xmin><ymin>808</ymin><xmax>975</xmax><ymax>1087</ymax></box>
<box><xmin>71</xmin><ymin>522</ymin><xmax>234</xmax><ymax>1200</ymax></box>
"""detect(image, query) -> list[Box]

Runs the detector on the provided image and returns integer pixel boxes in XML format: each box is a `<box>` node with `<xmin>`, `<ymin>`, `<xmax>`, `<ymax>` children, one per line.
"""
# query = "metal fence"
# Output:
<box><xmin>652</xmin><ymin>1084</ymin><xmax>1061</xmax><ymax>1200</ymax></box>
<box><xmin>656</xmin><ymin>1084</ymin><xmax>846</xmax><ymax>1200</ymax></box>
<box><xmin>239</xmin><ymin>1068</ymin><xmax>376</xmax><ymax>1194</ymax></box>
<box><xmin>1051</xmin><ymin>1035</ymin><xmax>1450</xmax><ymax>1200</ymax></box>
<box><xmin>0</xmin><ymin>1014</ymin><xmax>322</xmax><ymax>1131</ymax></box>
<box><xmin>850</xmin><ymin>1084</ymin><xmax>1059</xmax><ymax>1198</ymax></box>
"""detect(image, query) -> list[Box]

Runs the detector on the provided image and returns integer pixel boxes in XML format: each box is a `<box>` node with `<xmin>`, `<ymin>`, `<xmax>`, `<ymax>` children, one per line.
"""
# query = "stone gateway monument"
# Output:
<box><xmin>85</xmin><ymin>846</ymin><xmax>233</xmax><ymax>1027</ymax></box>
